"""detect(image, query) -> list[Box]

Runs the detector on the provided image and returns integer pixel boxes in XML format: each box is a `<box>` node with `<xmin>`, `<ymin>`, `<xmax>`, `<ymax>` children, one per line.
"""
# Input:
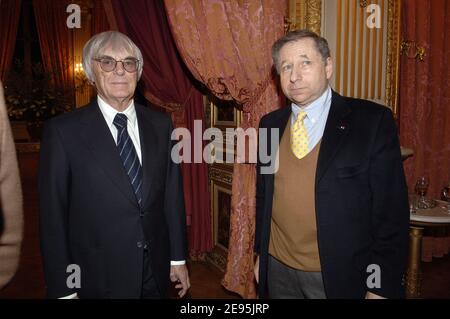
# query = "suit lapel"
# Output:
<box><xmin>78</xmin><ymin>101</ymin><xmax>139</xmax><ymax>208</ymax></box>
<box><xmin>135</xmin><ymin>104</ymin><xmax>157</xmax><ymax>209</ymax></box>
<box><xmin>315</xmin><ymin>91</ymin><xmax>352</xmax><ymax>184</ymax></box>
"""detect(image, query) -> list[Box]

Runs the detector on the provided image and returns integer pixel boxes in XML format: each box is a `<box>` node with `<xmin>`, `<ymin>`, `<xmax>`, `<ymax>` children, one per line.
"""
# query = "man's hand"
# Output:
<box><xmin>365</xmin><ymin>291</ymin><xmax>386</xmax><ymax>299</ymax></box>
<box><xmin>254</xmin><ymin>255</ymin><xmax>260</xmax><ymax>284</ymax></box>
<box><xmin>170</xmin><ymin>264</ymin><xmax>190</xmax><ymax>298</ymax></box>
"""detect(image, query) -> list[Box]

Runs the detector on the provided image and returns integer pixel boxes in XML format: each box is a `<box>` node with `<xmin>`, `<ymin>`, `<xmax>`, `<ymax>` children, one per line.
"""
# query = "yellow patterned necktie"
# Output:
<box><xmin>291</xmin><ymin>110</ymin><xmax>309</xmax><ymax>159</ymax></box>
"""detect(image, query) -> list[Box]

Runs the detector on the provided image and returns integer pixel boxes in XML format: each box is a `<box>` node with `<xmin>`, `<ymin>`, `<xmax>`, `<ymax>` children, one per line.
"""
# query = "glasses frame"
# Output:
<box><xmin>93</xmin><ymin>56</ymin><xmax>140</xmax><ymax>73</ymax></box>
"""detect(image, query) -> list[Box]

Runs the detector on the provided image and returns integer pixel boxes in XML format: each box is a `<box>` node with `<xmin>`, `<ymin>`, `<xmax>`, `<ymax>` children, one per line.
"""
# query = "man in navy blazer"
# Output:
<box><xmin>254</xmin><ymin>30</ymin><xmax>409</xmax><ymax>299</ymax></box>
<box><xmin>39</xmin><ymin>31</ymin><xmax>190</xmax><ymax>298</ymax></box>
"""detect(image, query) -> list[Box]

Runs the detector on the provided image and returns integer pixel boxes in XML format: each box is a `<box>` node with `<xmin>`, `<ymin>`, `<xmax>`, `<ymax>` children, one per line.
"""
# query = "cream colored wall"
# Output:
<box><xmin>323</xmin><ymin>0</ymin><xmax>388</xmax><ymax>106</ymax></box>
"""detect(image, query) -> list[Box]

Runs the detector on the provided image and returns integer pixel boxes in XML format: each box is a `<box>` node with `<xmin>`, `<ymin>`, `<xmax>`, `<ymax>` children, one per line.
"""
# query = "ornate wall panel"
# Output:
<box><xmin>205</xmin><ymin>95</ymin><xmax>241</xmax><ymax>272</ymax></box>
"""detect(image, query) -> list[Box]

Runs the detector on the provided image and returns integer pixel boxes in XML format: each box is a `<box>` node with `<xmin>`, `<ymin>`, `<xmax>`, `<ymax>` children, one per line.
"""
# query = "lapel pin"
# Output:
<box><xmin>337</xmin><ymin>123</ymin><xmax>347</xmax><ymax>131</ymax></box>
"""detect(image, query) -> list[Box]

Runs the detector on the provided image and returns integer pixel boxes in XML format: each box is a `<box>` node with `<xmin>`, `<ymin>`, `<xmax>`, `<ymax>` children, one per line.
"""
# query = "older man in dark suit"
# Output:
<box><xmin>254</xmin><ymin>30</ymin><xmax>409</xmax><ymax>299</ymax></box>
<box><xmin>39</xmin><ymin>31</ymin><xmax>189</xmax><ymax>299</ymax></box>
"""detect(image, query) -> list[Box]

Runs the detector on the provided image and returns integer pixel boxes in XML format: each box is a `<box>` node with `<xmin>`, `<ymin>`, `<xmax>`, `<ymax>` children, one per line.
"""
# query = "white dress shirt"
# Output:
<box><xmin>97</xmin><ymin>95</ymin><xmax>142</xmax><ymax>163</ymax></box>
<box><xmin>291</xmin><ymin>86</ymin><xmax>332</xmax><ymax>154</ymax></box>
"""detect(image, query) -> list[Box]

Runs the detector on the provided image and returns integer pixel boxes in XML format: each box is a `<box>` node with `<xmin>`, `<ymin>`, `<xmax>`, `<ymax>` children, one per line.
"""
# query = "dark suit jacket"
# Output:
<box><xmin>255</xmin><ymin>91</ymin><xmax>409</xmax><ymax>299</ymax></box>
<box><xmin>39</xmin><ymin>100</ymin><xmax>187</xmax><ymax>298</ymax></box>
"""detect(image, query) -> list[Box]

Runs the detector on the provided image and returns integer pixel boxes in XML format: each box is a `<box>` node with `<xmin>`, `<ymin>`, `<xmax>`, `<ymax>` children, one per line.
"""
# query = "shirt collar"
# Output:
<box><xmin>97</xmin><ymin>95</ymin><xmax>137</xmax><ymax>129</ymax></box>
<box><xmin>291</xmin><ymin>86</ymin><xmax>331</xmax><ymax>124</ymax></box>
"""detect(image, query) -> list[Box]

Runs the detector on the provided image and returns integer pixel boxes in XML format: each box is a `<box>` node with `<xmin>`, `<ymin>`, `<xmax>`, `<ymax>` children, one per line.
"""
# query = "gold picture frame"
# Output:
<box><xmin>205</xmin><ymin>95</ymin><xmax>243</xmax><ymax>166</ymax></box>
<box><xmin>212</xmin><ymin>181</ymin><xmax>232</xmax><ymax>250</ymax></box>
<box><xmin>206</xmin><ymin>166</ymin><xmax>233</xmax><ymax>272</ymax></box>
<box><xmin>209</xmin><ymin>98</ymin><xmax>242</xmax><ymax>129</ymax></box>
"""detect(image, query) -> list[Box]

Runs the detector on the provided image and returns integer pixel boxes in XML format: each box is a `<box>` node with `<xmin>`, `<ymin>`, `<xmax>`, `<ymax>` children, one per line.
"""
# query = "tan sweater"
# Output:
<box><xmin>0</xmin><ymin>81</ymin><xmax>23</xmax><ymax>289</ymax></box>
<box><xmin>269</xmin><ymin>119</ymin><xmax>321</xmax><ymax>271</ymax></box>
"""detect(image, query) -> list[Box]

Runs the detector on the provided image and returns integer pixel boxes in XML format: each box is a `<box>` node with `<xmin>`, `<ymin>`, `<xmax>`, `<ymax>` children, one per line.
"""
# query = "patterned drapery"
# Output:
<box><xmin>165</xmin><ymin>0</ymin><xmax>286</xmax><ymax>298</ymax></box>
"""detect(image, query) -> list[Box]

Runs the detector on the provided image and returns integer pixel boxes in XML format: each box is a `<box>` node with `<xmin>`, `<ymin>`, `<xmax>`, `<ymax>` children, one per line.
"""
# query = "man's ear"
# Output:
<box><xmin>325</xmin><ymin>57</ymin><xmax>333</xmax><ymax>80</ymax></box>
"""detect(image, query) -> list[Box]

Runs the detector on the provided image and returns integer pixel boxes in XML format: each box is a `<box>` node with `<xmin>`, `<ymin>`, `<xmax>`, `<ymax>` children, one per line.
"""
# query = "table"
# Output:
<box><xmin>405</xmin><ymin>200</ymin><xmax>450</xmax><ymax>298</ymax></box>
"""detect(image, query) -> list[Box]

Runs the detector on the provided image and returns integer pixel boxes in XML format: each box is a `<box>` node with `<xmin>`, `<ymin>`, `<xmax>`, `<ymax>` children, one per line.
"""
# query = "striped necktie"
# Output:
<box><xmin>113</xmin><ymin>113</ymin><xmax>143</xmax><ymax>206</ymax></box>
<box><xmin>291</xmin><ymin>110</ymin><xmax>309</xmax><ymax>159</ymax></box>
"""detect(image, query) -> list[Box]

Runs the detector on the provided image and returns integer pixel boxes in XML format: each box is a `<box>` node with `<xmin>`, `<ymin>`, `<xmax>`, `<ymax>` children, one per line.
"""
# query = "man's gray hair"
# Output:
<box><xmin>272</xmin><ymin>29</ymin><xmax>331</xmax><ymax>74</ymax></box>
<box><xmin>82</xmin><ymin>31</ymin><xmax>144</xmax><ymax>82</ymax></box>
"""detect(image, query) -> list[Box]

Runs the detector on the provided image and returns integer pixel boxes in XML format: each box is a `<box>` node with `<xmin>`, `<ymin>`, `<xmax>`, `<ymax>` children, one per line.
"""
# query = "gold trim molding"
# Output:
<box><xmin>288</xmin><ymin>0</ymin><xmax>322</xmax><ymax>35</ymax></box>
<box><xmin>359</xmin><ymin>0</ymin><xmax>369</xmax><ymax>8</ymax></box>
<box><xmin>209</xmin><ymin>165</ymin><xmax>233</xmax><ymax>185</ymax></box>
<box><xmin>306</xmin><ymin>0</ymin><xmax>322</xmax><ymax>35</ymax></box>
<box><xmin>386</xmin><ymin>0</ymin><xmax>402</xmax><ymax>117</ymax></box>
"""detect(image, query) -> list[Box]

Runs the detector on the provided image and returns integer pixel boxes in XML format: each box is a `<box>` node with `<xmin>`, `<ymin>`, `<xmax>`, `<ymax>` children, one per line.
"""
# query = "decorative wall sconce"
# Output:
<box><xmin>400</xmin><ymin>40</ymin><xmax>426</xmax><ymax>62</ymax></box>
<box><xmin>74</xmin><ymin>62</ymin><xmax>84</xmax><ymax>81</ymax></box>
<box><xmin>74</xmin><ymin>62</ymin><xmax>83</xmax><ymax>73</ymax></box>
<box><xmin>74</xmin><ymin>59</ymin><xmax>90</xmax><ymax>91</ymax></box>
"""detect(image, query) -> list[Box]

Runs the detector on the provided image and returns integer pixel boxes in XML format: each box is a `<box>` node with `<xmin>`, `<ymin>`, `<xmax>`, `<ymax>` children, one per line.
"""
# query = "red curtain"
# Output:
<box><xmin>92</xmin><ymin>0</ymin><xmax>110</xmax><ymax>34</ymax></box>
<box><xmin>0</xmin><ymin>0</ymin><xmax>21</xmax><ymax>81</ymax></box>
<box><xmin>399</xmin><ymin>0</ymin><xmax>450</xmax><ymax>201</ymax></box>
<box><xmin>106</xmin><ymin>0</ymin><xmax>212</xmax><ymax>256</ymax></box>
<box><xmin>32</xmin><ymin>0</ymin><xmax>74</xmax><ymax>96</ymax></box>
<box><xmin>399</xmin><ymin>0</ymin><xmax>450</xmax><ymax>259</ymax></box>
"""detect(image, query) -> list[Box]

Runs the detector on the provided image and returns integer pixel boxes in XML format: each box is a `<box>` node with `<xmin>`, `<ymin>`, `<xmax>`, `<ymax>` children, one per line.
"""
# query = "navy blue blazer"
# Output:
<box><xmin>255</xmin><ymin>91</ymin><xmax>409</xmax><ymax>298</ymax></box>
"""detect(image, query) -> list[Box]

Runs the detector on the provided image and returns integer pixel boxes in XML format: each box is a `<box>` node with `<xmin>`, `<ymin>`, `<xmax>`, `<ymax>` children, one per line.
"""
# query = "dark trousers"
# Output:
<box><xmin>141</xmin><ymin>248</ymin><xmax>161</xmax><ymax>299</ymax></box>
<box><xmin>268</xmin><ymin>255</ymin><xmax>327</xmax><ymax>299</ymax></box>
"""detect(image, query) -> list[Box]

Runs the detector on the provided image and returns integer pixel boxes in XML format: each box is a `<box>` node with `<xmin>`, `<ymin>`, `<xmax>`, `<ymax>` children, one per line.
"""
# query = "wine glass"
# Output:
<box><xmin>415</xmin><ymin>176</ymin><xmax>429</xmax><ymax>209</ymax></box>
<box><xmin>441</xmin><ymin>183</ymin><xmax>450</xmax><ymax>214</ymax></box>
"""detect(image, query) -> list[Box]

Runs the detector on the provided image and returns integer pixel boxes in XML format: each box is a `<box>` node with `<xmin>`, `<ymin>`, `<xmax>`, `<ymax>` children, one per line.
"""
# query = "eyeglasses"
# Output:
<box><xmin>93</xmin><ymin>57</ymin><xmax>139</xmax><ymax>73</ymax></box>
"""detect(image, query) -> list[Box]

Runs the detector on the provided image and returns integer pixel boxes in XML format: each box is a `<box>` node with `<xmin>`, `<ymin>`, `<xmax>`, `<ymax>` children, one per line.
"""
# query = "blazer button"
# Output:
<box><xmin>140</xmin><ymin>211</ymin><xmax>149</xmax><ymax>217</ymax></box>
<box><xmin>137</xmin><ymin>241</ymin><xmax>143</xmax><ymax>248</ymax></box>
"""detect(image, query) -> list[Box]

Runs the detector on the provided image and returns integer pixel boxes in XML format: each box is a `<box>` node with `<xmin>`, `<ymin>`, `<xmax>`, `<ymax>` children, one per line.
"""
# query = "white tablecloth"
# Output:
<box><xmin>410</xmin><ymin>200</ymin><xmax>450</xmax><ymax>223</ymax></box>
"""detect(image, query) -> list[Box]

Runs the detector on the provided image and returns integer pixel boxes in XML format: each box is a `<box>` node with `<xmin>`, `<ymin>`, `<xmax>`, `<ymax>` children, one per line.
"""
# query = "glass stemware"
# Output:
<box><xmin>415</xmin><ymin>176</ymin><xmax>429</xmax><ymax>209</ymax></box>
